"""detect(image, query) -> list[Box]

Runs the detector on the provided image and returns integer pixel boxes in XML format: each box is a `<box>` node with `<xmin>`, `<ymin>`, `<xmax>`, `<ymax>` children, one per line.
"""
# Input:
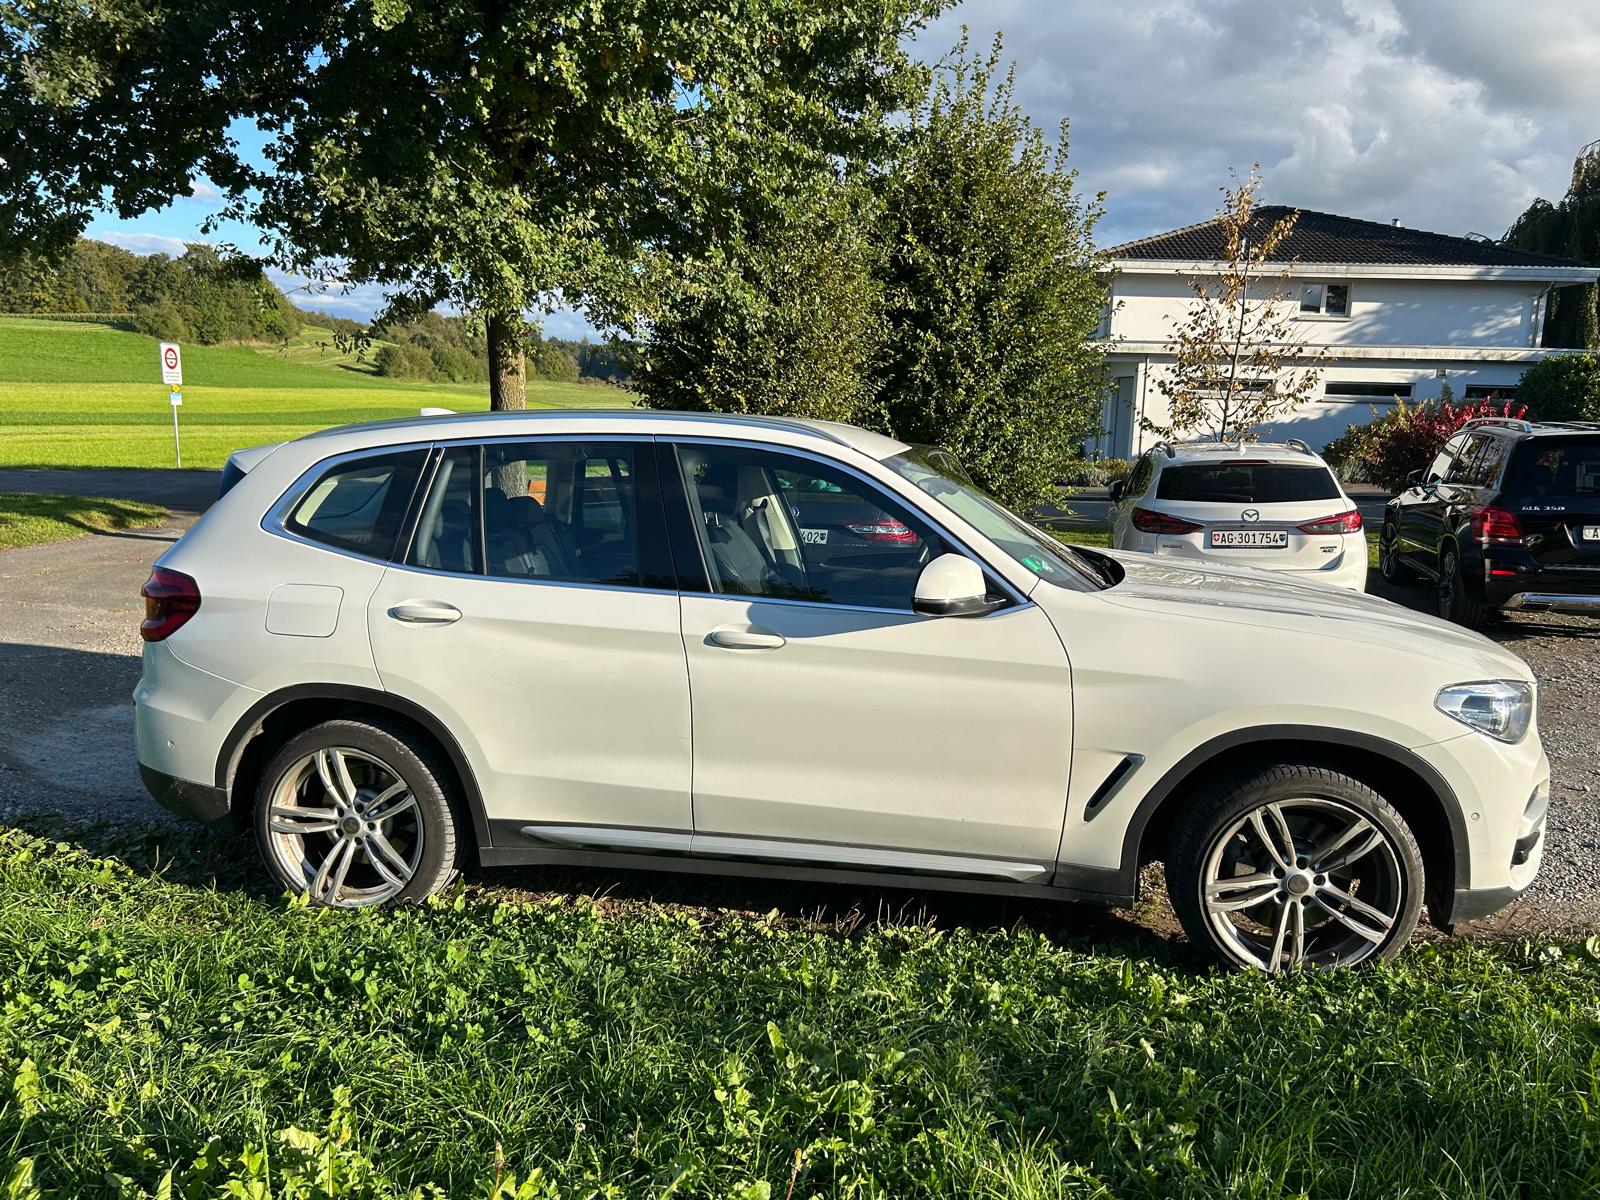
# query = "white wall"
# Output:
<box><xmin>1108</xmin><ymin>271</ymin><xmax>1545</xmax><ymax>349</ymax></box>
<box><xmin>1096</xmin><ymin>357</ymin><xmax>1532</xmax><ymax>457</ymax></box>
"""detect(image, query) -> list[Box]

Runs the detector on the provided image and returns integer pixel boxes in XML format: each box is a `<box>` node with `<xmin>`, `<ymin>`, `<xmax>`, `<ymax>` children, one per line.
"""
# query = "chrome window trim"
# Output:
<box><xmin>663</xmin><ymin>434</ymin><xmax>1034</xmax><ymax>610</ymax></box>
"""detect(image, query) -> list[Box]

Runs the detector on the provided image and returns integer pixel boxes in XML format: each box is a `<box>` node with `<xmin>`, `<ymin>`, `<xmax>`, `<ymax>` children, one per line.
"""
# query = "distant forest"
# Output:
<box><xmin>0</xmin><ymin>238</ymin><xmax>629</xmax><ymax>383</ymax></box>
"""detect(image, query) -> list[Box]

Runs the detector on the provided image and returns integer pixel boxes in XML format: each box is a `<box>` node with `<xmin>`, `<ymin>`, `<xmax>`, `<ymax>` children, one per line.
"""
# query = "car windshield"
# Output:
<box><xmin>1156</xmin><ymin>461</ymin><xmax>1341</xmax><ymax>504</ymax></box>
<box><xmin>1507</xmin><ymin>437</ymin><xmax>1600</xmax><ymax>496</ymax></box>
<box><xmin>880</xmin><ymin>446</ymin><xmax>1109</xmax><ymax>591</ymax></box>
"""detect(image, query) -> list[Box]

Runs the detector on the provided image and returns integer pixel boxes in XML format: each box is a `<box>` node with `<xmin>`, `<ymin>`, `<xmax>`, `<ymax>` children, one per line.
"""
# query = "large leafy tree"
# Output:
<box><xmin>1504</xmin><ymin>140</ymin><xmax>1600</xmax><ymax>350</ymax></box>
<box><xmin>632</xmin><ymin>178</ymin><xmax>884</xmax><ymax>421</ymax></box>
<box><xmin>0</xmin><ymin>0</ymin><xmax>943</xmax><ymax>407</ymax></box>
<box><xmin>873</xmin><ymin>37</ymin><xmax>1108</xmax><ymax>509</ymax></box>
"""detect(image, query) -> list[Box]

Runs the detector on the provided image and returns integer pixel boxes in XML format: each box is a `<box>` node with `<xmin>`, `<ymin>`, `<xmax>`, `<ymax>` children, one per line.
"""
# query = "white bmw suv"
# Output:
<box><xmin>1108</xmin><ymin>440</ymin><xmax>1368</xmax><ymax>591</ymax></box>
<box><xmin>136</xmin><ymin>412</ymin><xmax>1547</xmax><ymax>970</ymax></box>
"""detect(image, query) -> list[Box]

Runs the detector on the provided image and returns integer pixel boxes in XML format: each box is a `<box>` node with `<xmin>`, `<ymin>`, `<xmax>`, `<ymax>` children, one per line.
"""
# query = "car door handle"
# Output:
<box><xmin>707</xmin><ymin>627</ymin><xmax>785</xmax><ymax>651</ymax></box>
<box><xmin>388</xmin><ymin>601</ymin><xmax>462</xmax><ymax>625</ymax></box>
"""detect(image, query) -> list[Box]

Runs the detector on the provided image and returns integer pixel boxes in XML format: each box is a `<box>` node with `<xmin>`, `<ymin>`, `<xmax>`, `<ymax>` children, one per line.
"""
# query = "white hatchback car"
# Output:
<box><xmin>136</xmin><ymin>412</ymin><xmax>1547</xmax><ymax>971</ymax></box>
<box><xmin>1108</xmin><ymin>441</ymin><xmax>1368</xmax><ymax>590</ymax></box>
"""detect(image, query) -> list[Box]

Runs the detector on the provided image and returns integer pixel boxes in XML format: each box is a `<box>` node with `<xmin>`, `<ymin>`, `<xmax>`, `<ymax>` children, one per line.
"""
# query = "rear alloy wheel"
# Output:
<box><xmin>1168</xmin><ymin>764</ymin><xmax>1424</xmax><ymax>971</ymax></box>
<box><xmin>1378</xmin><ymin>522</ymin><xmax>1417</xmax><ymax>584</ymax></box>
<box><xmin>255</xmin><ymin>718</ymin><xmax>461</xmax><ymax>908</ymax></box>
<box><xmin>1437</xmin><ymin>547</ymin><xmax>1493</xmax><ymax>629</ymax></box>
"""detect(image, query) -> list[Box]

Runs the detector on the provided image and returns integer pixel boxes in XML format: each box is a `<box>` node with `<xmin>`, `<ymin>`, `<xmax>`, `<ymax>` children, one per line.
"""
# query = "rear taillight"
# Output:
<box><xmin>1131</xmin><ymin>507</ymin><xmax>1203</xmax><ymax>535</ymax></box>
<box><xmin>140</xmin><ymin>568</ymin><xmax>201</xmax><ymax>642</ymax></box>
<box><xmin>1297</xmin><ymin>509</ymin><xmax>1363</xmax><ymax>535</ymax></box>
<box><xmin>845</xmin><ymin>519</ymin><xmax>918</xmax><ymax>544</ymax></box>
<box><xmin>1470</xmin><ymin>506</ymin><xmax>1524</xmax><ymax>544</ymax></box>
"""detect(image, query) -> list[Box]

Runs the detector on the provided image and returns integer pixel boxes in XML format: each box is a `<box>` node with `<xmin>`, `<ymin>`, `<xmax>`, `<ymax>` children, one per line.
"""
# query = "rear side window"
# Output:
<box><xmin>1507</xmin><ymin>438</ymin><xmax>1600</xmax><ymax>496</ymax></box>
<box><xmin>1155</xmin><ymin>462</ymin><xmax>1341</xmax><ymax>504</ymax></box>
<box><xmin>286</xmin><ymin>450</ymin><xmax>426</xmax><ymax>559</ymax></box>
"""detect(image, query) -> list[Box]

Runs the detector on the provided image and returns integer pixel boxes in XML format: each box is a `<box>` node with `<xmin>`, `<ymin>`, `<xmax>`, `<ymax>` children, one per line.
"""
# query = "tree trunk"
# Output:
<box><xmin>487</xmin><ymin>310</ymin><xmax>527</xmax><ymax>411</ymax></box>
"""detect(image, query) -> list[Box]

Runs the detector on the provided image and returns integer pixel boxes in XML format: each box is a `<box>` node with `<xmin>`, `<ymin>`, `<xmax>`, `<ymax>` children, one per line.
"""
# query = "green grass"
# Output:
<box><xmin>0</xmin><ymin>492</ymin><xmax>166</xmax><ymax>550</ymax></box>
<box><xmin>3</xmin><ymin>828</ymin><xmax>1600</xmax><ymax>1199</ymax></box>
<box><xmin>0</xmin><ymin>318</ymin><xmax>630</xmax><ymax>470</ymax></box>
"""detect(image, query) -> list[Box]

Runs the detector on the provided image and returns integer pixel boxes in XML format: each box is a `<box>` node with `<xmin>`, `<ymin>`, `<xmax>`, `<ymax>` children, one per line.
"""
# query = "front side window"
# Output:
<box><xmin>286</xmin><ymin>449</ymin><xmax>426</xmax><ymax>559</ymax></box>
<box><xmin>1425</xmin><ymin>435</ymin><xmax>1468</xmax><ymax>485</ymax></box>
<box><xmin>407</xmin><ymin>441</ymin><xmax>656</xmax><ymax>587</ymax></box>
<box><xmin>1300</xmin><ymin>282</ymin><xmax>1351</xmax><ymax>317</ymax></box>
<box><xmin>1154</xmin><ymin>462</ymin><xmax>1341</xmax><ymax>504</ymax></box>
<box><xmin>676</xmin><ymin>444</ymin><xmax>959</xmax><ymax>610</ymax></box>
<box><xmin>1125</xmin><ymin>454</ymin><xmax>1155</xmax><ymax>497</ymax></box>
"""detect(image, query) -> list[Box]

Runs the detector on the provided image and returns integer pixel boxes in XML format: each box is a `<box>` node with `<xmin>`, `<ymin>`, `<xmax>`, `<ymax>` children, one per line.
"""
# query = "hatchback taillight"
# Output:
<box><xmin>1131</xmin><ymin>507</ymin><xmax>1203</xmax><ymax>535</ymax></box>
<box><xmin>1297</xmin><ymin>509</ymin><xmax>1363</xmax><ymax>535</ymax></box>
<box><xmin>1470</xmin><ymin>506</ymin><xmax>1524</xmax><ymax>544</ymax></box>
<box><xmin>140</xmin><ymin>568</ymin><xmax>201</xmax><ymax>642</ymax></box>
<box><xmin>845</xmin><ymin>519</ymin><xmax>918</xmax><ymax>544</ymax></box>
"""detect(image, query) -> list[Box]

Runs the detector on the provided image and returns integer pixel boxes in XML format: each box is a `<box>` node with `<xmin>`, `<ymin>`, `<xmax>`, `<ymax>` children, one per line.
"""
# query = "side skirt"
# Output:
<box><xmin>482</xmin><ymin>820</ymin><xmax>1132</xmax><ymax>907</ymax></box>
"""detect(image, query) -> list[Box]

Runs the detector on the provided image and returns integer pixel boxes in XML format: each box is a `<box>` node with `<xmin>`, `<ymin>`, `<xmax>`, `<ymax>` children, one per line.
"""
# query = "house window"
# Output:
<box><xmin>1323</xmin><ymin>382</ymin><xmax>1413</xmax><ymax>404</ymax></box>
<box><xmin>1463</xmin><ymin>385</ymin><xmax>1515</xmax><ymax>402</ymax></box>
<box><xmin>1299</xmin><ymin>282</ymin><xmax>1351</xmax><ymax>317</ymax></box>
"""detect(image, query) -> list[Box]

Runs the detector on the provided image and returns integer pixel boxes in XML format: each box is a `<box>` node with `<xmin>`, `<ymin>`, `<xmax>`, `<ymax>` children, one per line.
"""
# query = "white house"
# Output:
<box><xmin>1094</xmin><ymin>207</ymin><xmax>1600</xmax><ymax>457</ymax></box>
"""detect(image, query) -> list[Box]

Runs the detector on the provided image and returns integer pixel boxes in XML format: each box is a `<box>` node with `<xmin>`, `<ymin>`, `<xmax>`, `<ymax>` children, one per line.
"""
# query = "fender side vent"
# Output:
<box><xmin>1083</xmin><ymin>754</ymin><xmax>1145</xmax><ymax>820</ymax></box>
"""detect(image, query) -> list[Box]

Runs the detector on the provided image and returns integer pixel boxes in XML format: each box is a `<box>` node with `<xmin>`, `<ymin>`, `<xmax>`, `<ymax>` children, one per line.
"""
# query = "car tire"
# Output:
<box><xmin>1378</xmin><ymin>520</ymin><xmax>1417</xmax><ymax>584</ymax></box>
<box><xmin>1437</xmin><ymin>546</ymin><xmax>1493</xmax><ymax>629</ymax></box>
<box><xmin>1166</xmin><ymin>763</ymin><xmax>1424</xmax><ymax>972</ymax></box>
<box><xmin>254</xmin><ymin>717</ymin><xmax>463</xmax><ymax>908</ymax></box>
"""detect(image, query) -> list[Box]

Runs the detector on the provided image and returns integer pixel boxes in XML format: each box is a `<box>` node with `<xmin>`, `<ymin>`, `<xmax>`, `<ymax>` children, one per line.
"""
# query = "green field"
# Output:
<box><xmin>0</xmin><ymin>318</ymin><xmax>630</xmax><ymax>470</ymax></box>
<box><xmin>2</xmin><ymin>827</ymin><xmax>1599</xmax><ymax>1198</ymax></box>
<box><xmin>0</xmin><ymin>492</ymin><xmax>167</xmax><ymax>550</ymax></box>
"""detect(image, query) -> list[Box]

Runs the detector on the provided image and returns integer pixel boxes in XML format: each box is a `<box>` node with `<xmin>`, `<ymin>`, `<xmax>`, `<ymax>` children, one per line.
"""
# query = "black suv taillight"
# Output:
<box><xmin>140</xmin><ymin>568</ymin><xmax>201</xmax><ymax>642</ymax></box>
<box><xmin>1470</xmin><ymin>505</ymin><xmax>1524</xmax><ymax>545</ymax></box>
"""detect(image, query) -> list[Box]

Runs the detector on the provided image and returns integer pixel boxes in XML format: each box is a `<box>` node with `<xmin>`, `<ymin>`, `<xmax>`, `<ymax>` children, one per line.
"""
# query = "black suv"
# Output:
<box><xmin>1379</xmin><ymin>417</ymin><xmax>1600</xmax><ymax>627</ymax></box>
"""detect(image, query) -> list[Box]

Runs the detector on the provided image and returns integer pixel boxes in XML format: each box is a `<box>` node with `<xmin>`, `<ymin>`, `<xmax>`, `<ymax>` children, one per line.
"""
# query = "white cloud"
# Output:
<box><xmin>921</xmin><ymin>0</ymin><xmax>1596</xmax><ymax>246</ymax></box>
<box><xmin>185</xmin><ymin>180</ymin><xmax>222</xmax><ymax>202</ymax></box>
<box><xmin>90</xmin><ymin>230</ymin><xmax>192</xmax><ymax>257</ymax></box>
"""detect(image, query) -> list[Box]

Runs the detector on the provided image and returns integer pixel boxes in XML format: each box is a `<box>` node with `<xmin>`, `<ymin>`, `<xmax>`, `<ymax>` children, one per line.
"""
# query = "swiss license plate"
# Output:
<box><xmin>1582</xmin><ymin>526</ymin><xmax>1600</xmax><ymax>542</ymax></box>
<box><xmin>801</xmin><ymin>528</ymin><xmax>829</xmax><ymax>545</ymax></box>
<box><xmin>1210</xmin><ymin>529</ymin><xmax>1289</xmax><ymax>549</ymax></box>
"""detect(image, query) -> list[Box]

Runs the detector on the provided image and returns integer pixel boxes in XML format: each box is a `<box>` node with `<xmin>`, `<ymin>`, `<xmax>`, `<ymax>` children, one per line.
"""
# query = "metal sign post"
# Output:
<box><xmin>159</xmin><ymin>342</ymin><xmax>184</xmax><ymax>467</ymax></box>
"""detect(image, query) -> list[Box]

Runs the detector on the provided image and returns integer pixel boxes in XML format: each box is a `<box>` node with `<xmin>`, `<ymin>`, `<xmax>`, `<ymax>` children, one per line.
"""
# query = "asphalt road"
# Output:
<box><xmin>1</xmin><ymin>472</ymin><xmax>1594</xmax><ymax>937</ymax></box>
<box><xmin>0</xmin><ymin>467</ymin><xmax>220</xmax><ymax>516</ymax></box>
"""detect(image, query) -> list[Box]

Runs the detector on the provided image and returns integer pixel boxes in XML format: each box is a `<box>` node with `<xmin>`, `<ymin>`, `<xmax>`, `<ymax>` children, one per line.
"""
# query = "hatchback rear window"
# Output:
<box><xmin>286</xmin><ymin>450</ymin><xmax>427</xmax><ymax>559</ymax></box>
<box><xmin>1506</xmin><ymin>438</ymin><xmax>1600</xmax><ymax>495</ymax></box>
<box><xmin>1155</xmin><ymin>462</ymin><xmax>1341</xmax><ymax>504</ymax></box>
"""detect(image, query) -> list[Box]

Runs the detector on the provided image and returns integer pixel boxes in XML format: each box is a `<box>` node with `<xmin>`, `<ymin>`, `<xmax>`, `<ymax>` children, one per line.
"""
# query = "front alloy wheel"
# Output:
<box><xmin>255</xmin><ymin>718</ymin><xmax>461</xmax><ymax>908</ymax></box>
<box><xmin>1169</xmin><ymin>765</ymin><xmax>1424</xmax><ymax>971</ymax></box>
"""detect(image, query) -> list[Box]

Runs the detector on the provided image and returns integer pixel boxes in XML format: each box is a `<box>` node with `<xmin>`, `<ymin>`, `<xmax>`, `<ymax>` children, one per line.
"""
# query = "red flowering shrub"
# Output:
<box><xmin>1322</xmin><ymin>398</ymin><xmax>1527</xmax><ymax>492</ymax></box>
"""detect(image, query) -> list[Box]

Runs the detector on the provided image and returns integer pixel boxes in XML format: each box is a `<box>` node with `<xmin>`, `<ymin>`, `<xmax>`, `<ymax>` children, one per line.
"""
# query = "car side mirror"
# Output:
<box><xmin>1405</xmin><ymin>469</ymin><xmax>1421</xmax><ymax>487</ymax></box>
<box><xmin>913</xmin><ymin>554</ymin><xmax>1004</xmax><ymax>618</ymax></box>
<box><xmin>1108</xmin><ymin>478</ymin><xmax>1126</xmax><ymax>503</ymax></box>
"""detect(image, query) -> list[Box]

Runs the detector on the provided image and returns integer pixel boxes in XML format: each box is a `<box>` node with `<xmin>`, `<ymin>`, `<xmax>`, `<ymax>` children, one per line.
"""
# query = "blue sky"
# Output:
<box><xmin>89</xmin><ymin>0</ymin><xmax>1600</xmax><ymax>333</ymax></box>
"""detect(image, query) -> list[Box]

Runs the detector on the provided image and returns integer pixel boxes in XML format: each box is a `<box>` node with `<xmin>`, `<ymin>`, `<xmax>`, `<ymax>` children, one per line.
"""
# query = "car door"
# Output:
<box><xmin>667</xmin><ymin>439</ymin><xmax>1074</xmax><ymax>879</ymax></box>
<box><xmin>1398</xmin><ymin>433</ymin><xmax>1469</xmax><ymax>575</ymax></box>
<box><xmin>366</xmin><ymin>438</ymin><xmax>693</xmax><ymax>842</ymax></box>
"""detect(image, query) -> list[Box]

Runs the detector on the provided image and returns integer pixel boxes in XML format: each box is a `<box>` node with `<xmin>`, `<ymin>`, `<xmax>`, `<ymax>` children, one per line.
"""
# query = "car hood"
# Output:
<box><xmin>1086</xmin><ymin>550</ymin><xmax>1533</xmax><ymax>679</ymax></box>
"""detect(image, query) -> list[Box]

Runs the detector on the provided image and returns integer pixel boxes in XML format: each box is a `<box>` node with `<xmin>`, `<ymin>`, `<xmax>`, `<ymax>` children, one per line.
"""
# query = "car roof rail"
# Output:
<box><xmin>1459</xmin><ymin>416</ymin><xmax>1534</xmax><ymax>434</ymax></box>
<box><xmin>1152</xmin><ymin>441</ymin><xmax>1176</xmax><ymax>459</ymax></box>
<box><xmin>1534</xmin><ymin>419</ymin><xmax>1600</xmax><ymax>431</ymax></box>
<box><xmin>1285</xmin><ymin>437</ymin><xmax>1313</xmax><ymax>456</ymax></box>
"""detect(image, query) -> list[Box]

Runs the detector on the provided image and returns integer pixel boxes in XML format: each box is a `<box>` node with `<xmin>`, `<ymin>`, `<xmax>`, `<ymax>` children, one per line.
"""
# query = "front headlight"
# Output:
<box><xmin>1435</xmin><ymin>680</ymin><xmax>1534</xmax><ymax>743</ymax></box>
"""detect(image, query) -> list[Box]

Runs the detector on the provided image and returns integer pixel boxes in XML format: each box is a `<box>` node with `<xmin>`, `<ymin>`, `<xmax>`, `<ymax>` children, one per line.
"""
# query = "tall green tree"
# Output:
<box><xmin>1504</xmin><ymin>140</ymin><xmax>1600</xmax><ymax>349</ymax></box>
<box><xmin>632</xmin><ymin>180</ymin><xmax>884</xmax><ymax>421</ymax></box>
<box><xmin>1</xmin><ymin>0</ymin><xmax>944</xmax><ymax>408</ymax></box>
<box><xmin>873</xmin><ymin>36</ymin><xmax>1109</xmax><ymax>508</ymax></box>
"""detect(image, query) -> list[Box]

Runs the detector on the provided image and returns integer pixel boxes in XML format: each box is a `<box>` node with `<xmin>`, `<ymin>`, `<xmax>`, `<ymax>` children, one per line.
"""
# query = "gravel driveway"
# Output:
<box><xmin>2</xmin><ymin>487</ymin><xmax>1596</xmax><ymax>936</ymax></box>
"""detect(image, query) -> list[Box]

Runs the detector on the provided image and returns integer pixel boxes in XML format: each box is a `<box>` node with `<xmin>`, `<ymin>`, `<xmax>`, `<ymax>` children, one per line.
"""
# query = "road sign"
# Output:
<box><xmin>170</xmin><ymin>391</ymin><xmax>183</xmax><ymax>407</ymax></box>
<box><xmin>160</xmin><ymin>342</ymin><xmax>183</xmax><ymax>386</ymax></box>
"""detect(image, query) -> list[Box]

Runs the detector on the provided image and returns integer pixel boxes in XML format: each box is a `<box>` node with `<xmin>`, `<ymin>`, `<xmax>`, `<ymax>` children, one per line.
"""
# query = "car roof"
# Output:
<box><xmin>1153</xmin><ymin>441</ymin><xmax>1330</xmax><ymax>466</ymax></box>
<box><xmin>293</xmin><ymin>408</ymin><xmax>912</xmax><ymax>460</ymax></box>
<box><xmin>1457</xmin><ymin>418</ymin><xmax>1600</xmax><ymax>440</ymax></box>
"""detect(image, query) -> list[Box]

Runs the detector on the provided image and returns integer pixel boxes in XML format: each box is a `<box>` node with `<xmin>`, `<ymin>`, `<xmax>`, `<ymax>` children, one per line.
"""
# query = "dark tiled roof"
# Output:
<box><xmin>1110</xmin><ymin>206</ymin><xmax>1582</xmax><ymax>268</ymax></box>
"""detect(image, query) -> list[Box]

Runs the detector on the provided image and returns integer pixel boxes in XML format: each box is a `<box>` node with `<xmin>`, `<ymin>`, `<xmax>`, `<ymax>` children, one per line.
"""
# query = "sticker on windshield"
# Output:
<box><xmin>1021</xmin><ymin>554</ymin><xmax>1047</xmax><ymax>575</ymax></box>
